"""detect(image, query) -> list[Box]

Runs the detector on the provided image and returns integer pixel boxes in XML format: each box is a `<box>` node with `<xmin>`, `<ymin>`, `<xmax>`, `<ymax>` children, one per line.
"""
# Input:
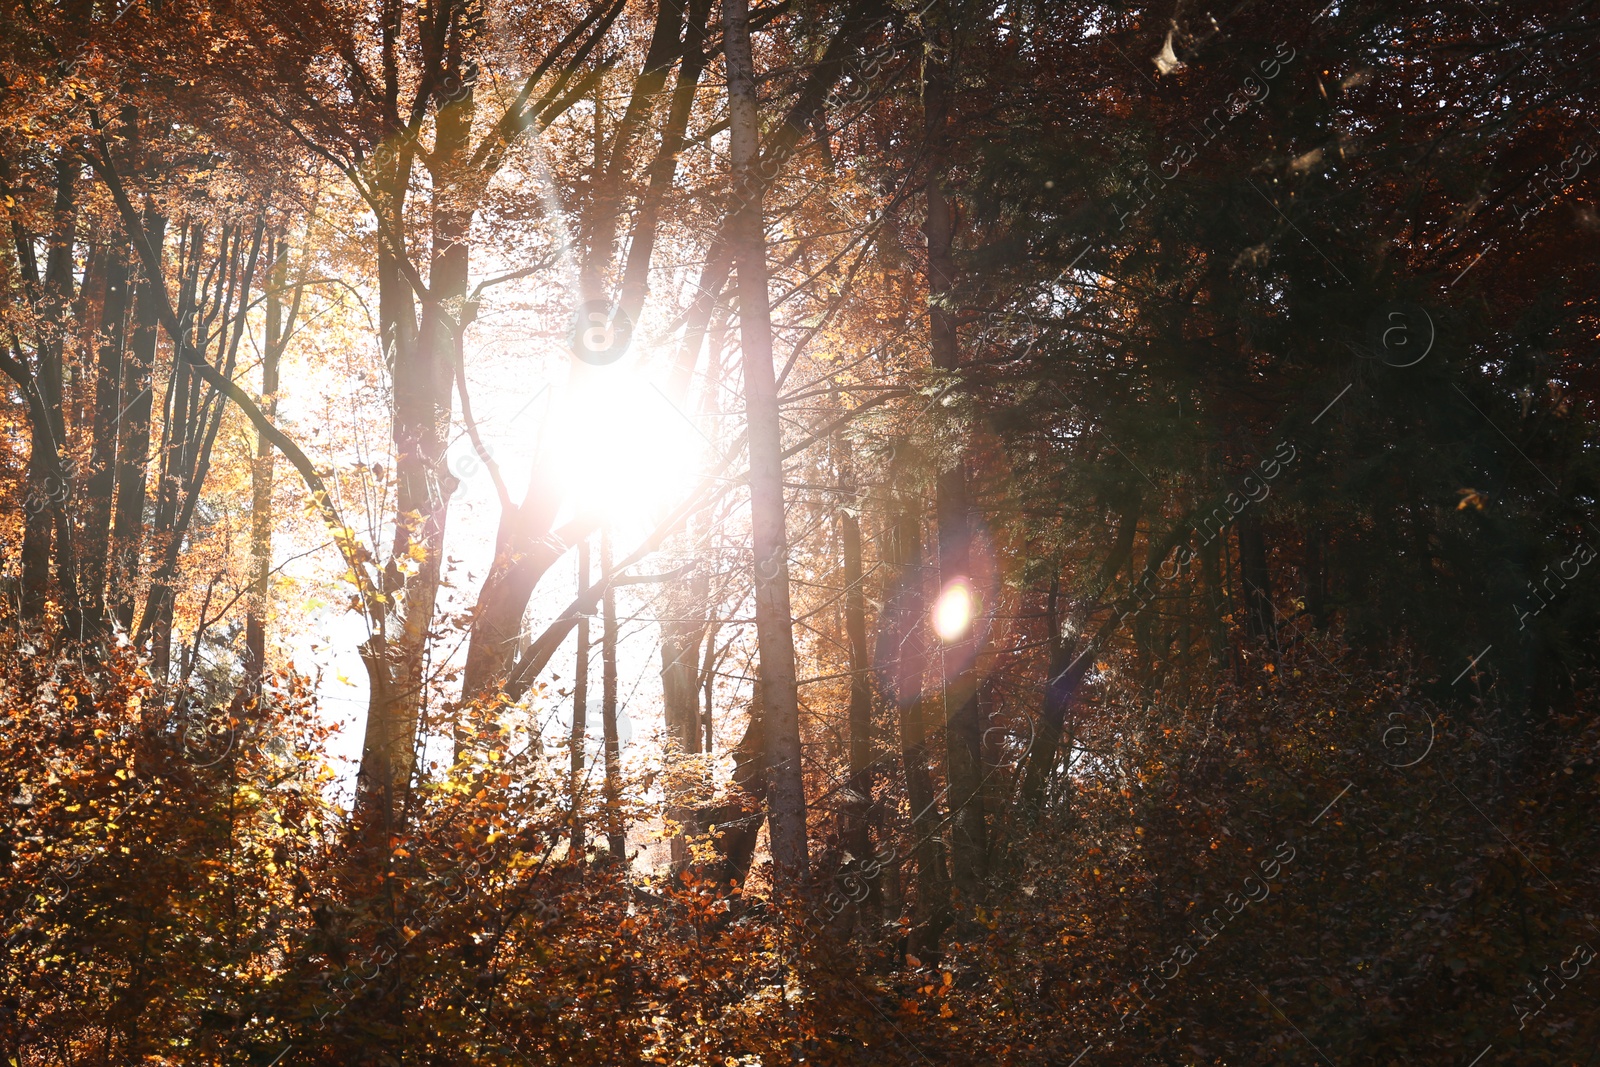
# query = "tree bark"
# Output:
<box><xmin>840</xmin><ymin>487</ymin><xmax>881</xmax><ymax>924</ymax></box>
<box><xmin>358</xmin><ymin>50</ymin><xmax>468</xmax><ymax>826</ymax></box>
<box><xmin>1237</xmin><ymin>514</ymin><xmax>1275</xmax><ymax>644</ymax></box>
<box><xmin>82</xmin><ymin>238</ymin><xmax>131</xmax><ymax>634</ymax></box>
<box><xmin>922</xmin><ymin>7</ymin><xmax>987</xmax><ymax>899</ymax></box>
<box><xmin>112</xmin><ymin>214</ymin><xmax>164</xmax><ymax>633</ymax></box>
<box><xmin>881</xmin><ymin>497</ymin><xmax>948</xmax><ymax>955</ymax></box>
<box><xmin>245</xmin><ymin>237</ymin><xmax>300</xmax><ymax>690</ymax></box>
<box><xmin>660</xmin><ymin>563</ymin><xmax>706</xmax><ymax>868</ymax></box>
<box><xmin>139</xmin><ymin>222</ymin><xmax>263</xmax><ymax>683</ymax></box>
<box><xmin>1303</xmin><ymin>522</ymin><xmax>1328</xmax><ymax>630</ymax></box>
<box><xmin>722</xmin><ymin>0</ymin><xmax>808</xmax><ymax>885</ymax></box>
<box><xmin>20</xmin><ymin>151</ymin><xmax>78</xmax><ymax>624</ymax></box>
<box><xmin>601</xmin><ymin>530</ymin><xmax>626</xmax><ymax>862</ymax></box>
<box><xmin>571</xmin><ymin>537</ymin><xmax>591</xmax><ymax>854</ymax></box>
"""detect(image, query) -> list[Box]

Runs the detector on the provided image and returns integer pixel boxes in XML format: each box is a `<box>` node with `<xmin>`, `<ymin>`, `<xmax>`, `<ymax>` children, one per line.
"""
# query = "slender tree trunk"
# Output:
<box><xmin>723</xmin><ymin>0</ymin><xmax>808</xmax><ymax>885</ymax></box>
<box><xmin>922</xmin><ymin>10</ymin><xmax>987</xmax><ymax>899</ymax></box>
<box><xmin>571</xmin><ymin>537</ymin><xmax>591</xmax><ymax>854</ymax></box>
<box><xmin>113</xmin><ymin>215</ymin><xmax>165</xmax><ymax>632</ymax></box>
<box><xmin>841</xmin><ymin>489</ymin><xmax>881</xmax><ymax>923</ymax></box>
<box><xmin>1237</xmin><ymin>514</ymin><xmax>1275</xmax><ymax>644</ymax></box>
<box><xmin>356</xmin><ymin>68</ymin><xmax>457</xmax><ymax>828</ymax></box>
<box><xmin>618</xmin><ymin>0</ymin><xmax>715</xmax><ymax>323</ymax></box>
<box><xmin>245</xmin><ymin>238</ymin><xmax>298</xmax><ymax>690</ymax></box>
<box><xmin>82</xmin><ymin>239</ymin><xmax>131</xmax><ymax>634</ymax></box>
<box><xmin>601</xmin><ymin>530</ymin><xmax>626</xmax><ymax>862</ymax></box>
<box><xmin>702</xmin><ymin>629</ymin><xmax>720</xmax><ymax>752</ymax></box>
<box><xmin>580</xmin><ymin>0</ymin><xmax>686</xmax><ymax>304</ymax></box>
<box><xmin>141</xmin><ymin>222</ymin><xmax>263</xmax><ymax>683</ymax></box>
<box><xmin>660</xmin><ymin>563</ymin><xmax>706</xmax><ymax>868</ymax></box>
<box><xmin>881</xmin><ymin>499</ymin><xmax>948</xmax><ymax>956</ymax></box>
<box><xmin>21</xmin><ymin>152</ymin><xmax>78</xmax><ymax>624</ymax></box>
<box><xmin>1303</xmin><ymin>523</ymin><xmax>1328</xmax><ymax>630</ymax></box>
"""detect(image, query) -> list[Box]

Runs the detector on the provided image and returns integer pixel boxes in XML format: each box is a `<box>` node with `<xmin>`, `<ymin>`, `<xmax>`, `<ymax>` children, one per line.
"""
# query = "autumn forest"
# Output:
<box><xmin>2</xmin><ymin>0</ymin><xmax>1600</xmax><ymax>1063</ymax></box>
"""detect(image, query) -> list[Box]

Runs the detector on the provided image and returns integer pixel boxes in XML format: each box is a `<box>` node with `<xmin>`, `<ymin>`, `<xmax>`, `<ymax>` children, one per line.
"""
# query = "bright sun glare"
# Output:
<box><xmin>542</xmin><ymin>367</ymin><xmax>707</xmax><ymax>531</ymax></box>
<box><xmin>932</xmin><ymin>579</ymin><xmax>975</xmax><ymax>642</ymax></box>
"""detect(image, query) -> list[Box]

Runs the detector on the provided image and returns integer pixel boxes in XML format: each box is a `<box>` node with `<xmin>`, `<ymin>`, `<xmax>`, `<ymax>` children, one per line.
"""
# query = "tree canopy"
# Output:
<box><xmin>2</xmin><ymin>0</ymin><xmax>1599</xmax><ymax>1063</ymax></box>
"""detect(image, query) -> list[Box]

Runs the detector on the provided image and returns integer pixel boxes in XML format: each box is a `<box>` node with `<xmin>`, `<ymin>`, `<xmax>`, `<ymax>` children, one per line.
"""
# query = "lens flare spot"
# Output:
<box><xmin>932</xmin><ymin>579</ymin><xmax>974</xmax><ymax>642</ymax></box>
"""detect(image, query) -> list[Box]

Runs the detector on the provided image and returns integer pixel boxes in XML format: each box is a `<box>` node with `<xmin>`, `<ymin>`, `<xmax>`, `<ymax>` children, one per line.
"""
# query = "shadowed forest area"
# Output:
<box><xmin>2</xmin><ymin>0</ymin><xmax>1600</xmax><ymax>1063</ymax></box>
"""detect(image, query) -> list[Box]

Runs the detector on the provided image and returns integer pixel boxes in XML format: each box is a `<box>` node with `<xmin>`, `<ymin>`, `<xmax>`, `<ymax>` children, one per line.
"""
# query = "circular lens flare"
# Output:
<box><xmin>932</xmin><ymin>579</ymin><xmax>975</xmax><ymax>642</ymax></box>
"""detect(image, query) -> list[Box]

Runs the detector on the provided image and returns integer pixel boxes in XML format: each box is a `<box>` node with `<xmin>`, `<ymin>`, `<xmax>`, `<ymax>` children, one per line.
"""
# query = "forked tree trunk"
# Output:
<box><xmin>356</xmin><ymin>64</ymin><xmax>462</xmax><ymax>829</ymax></box>
<box><xmin>459</xmin><ymin>0</ymin><xmax>709</xmax><ymax>706</ymax></box>
<box><xmin>722</xmin><ymin>0</ymin><xmax>808</xmax><ymax>886</ymax></box>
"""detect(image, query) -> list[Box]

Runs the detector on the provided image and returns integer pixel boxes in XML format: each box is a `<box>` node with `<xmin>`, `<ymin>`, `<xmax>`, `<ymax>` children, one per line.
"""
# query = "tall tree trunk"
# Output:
<box><xmin>881</xmin><ymin>498</ymin><xmax>949</xmax><ymax>956</ymax></box>
<box><xmin>82</xmin><ymin>239</ymin><xmax>131</xmax><ymax>634</ymax></box>
<box><xmin>840</xmin><ymin>488</ymin><xmax>881</xmax><ymax>924</ymax></box>
<box><xmin>140</xmin><ymin>221</ymin><xmax>263</xmax><ymax>684</ymax></box>
<box><xmin>1303</xmin><ymin>522</ymin><xmax>1328</xmax><ymax>630</ymax></box>
<box><xmin>571</xmin><ymin>537</ymin><xmax>591</xmax><ymax>854</ymax></box>
<box><xmin>923</xmin><ymin>8</ymin><xmax>987</xmax><ymax>900</ymax></box>
<box><xmin>660</xmin><ymin>563</ymin><xmax>705</xmax><ymax>868</ymax></box>
<box><xmin>1237</xmin><ymin>514</ymin><xmax>1275</xmax><ymax>644</ymax></box>
<box><xmin>357</xmin><ymin>59</ymin><xmax>465</xmax><ymax>828</ymax></box>
<box><xmin>245</xmin><ymin>237</ymin><xmax>299</xmax><ymax>690</ymax></box>
<box><xmin>112</xmin><ymin>215</ymin><xmax>165</xmax><ymax>632</ymax></box>
<box><xmin>601</xmin><ymin>530</ymin><xmax>626</xmax><ymax>862</ymax></box>
<box><xmin>722</xmin><ymin>0</ymin><xmax>808</xmax><ymax>886</ymax></box>
<box><xmin>21</xmin><ymin>152</ymin><xmax>78</xmax><ymax>624</ymax></box>
<box><xmin>580</xmin><ymin>0</ymin><xmax>686</xmax><ymax>306</ymax></box>
<box><xmin>702</xmin><ymin>628</ymin><xmax>721</xmax><ymax>752</ymax></box>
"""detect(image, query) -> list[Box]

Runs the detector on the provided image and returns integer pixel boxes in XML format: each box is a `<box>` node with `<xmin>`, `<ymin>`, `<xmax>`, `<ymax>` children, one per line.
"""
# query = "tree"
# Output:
<box><xmin>721</xmin><ymin>0</ymin><xmax>808</xmax><ymax>885</ymax></box>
